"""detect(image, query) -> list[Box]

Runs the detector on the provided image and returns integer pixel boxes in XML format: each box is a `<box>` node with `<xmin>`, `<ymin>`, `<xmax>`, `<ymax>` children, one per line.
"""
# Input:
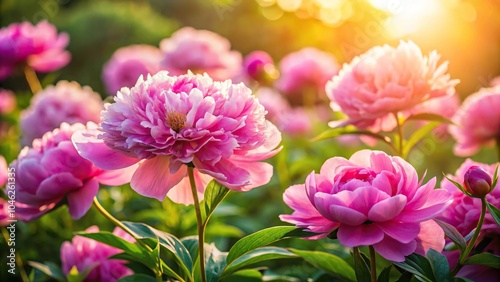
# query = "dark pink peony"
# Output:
<box><xmin>449</xmin><ymin>85</ymin><xmax>500</xmax><ymax>156</ymax></box>
<box><xmin>243</xmin><ymin>51</ymin><xmax>277</xmax><ymax>84</ymax></box>
<box><xmin>73</xmin><ymin>71</ymin><xmax>281</xmax><ymax>205</ymax></box>
<box><xmin>0</xmin><ymin>198</ymin><xmax>11</xmax><ymax>226</ymax></box>
<box><xmin>160</xmin><ymin>27</ymin><xmax>242</xmax><ymax>81</ymax></box>
<box><xmin>327</xmin><ymin>41</ymin><xmax>458</xmax><ymax>132</ymax></box>
<box><xmin>102</xmin><ymin>44</ymin><xmax>162</xmax><ymax>95</ymax></box>
<box><xmin>20</xmin><ymin>81</ymin><xmax>103</xmax><ymax>145</ymax></box>
<box><xmin>10</xmin><ymin>122</ymin><xmax>137</xmax><ymax>221</ymax></box>
<box><xmin>0</xmin><ymin>20</ymin><xmax>70</xmax><ymax>80</ymax></box>
<box><xmin>61</xmin><ymin>226</ymin><xmax>134</xmax><ymax>282</ymax></box>
<box><xmin>280</xmin><ymin>150</ymin><xmax>452</xmax><ymax>262</ymax></box>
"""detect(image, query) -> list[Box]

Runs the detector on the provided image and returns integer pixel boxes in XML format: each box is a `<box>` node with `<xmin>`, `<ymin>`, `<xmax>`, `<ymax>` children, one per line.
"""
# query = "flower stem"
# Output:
<box><xmin>369</xmin><ymin>246</ymin><xmax>377</xmax><ymax>282</ymax></box>
<box><xmin>2</xmin><ymin>227</ymin><xmax>29</xmax><ymax>282</ymax></box>
<box><xmin>394</xmin><ymin>112</ymin><xmax>404</xmax><ymax>157</ymax></box>
<box><xmin>496</xmin><ymin>135</ymin><xmax>500</xmax><ymax>162</ymax></box>
<box><xmin>23</xmin><ymin>65</ymin><xmax>42</xmax><ymax>94</ymax></box>
<box><xmin>451</xmin><ymin>197</ymin><xmax>487</xmax><ymax>275</ymax></box>
<box><xmin>188</xmin><ymin>166</ymin><xmax>206</xmax><ymax>282</ymax></box>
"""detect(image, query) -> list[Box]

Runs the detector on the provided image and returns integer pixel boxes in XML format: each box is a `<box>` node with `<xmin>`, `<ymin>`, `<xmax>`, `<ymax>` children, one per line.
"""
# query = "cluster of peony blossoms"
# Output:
<box><xmin>0</xmin><ymin>20</ymin><xmax>70</xmax><ymax>80</ymax></box>
<box><xmin>280</xmin><ymin>150</ymin><xmax>452</xmax><ymax>262</ymax></box>
<box><xmin>20</xmin><ymin>81</ymin><xmax>103</xmax><ymax>145</ymax></box>
<box><xmin>61</xmin><ymin>226</ymin><xmax>134</xmax><ymax>282</ymax></box>
<box><xmin>73</xmin><ymin>71</ymin><xmax>282</xmax><ymax>204</ymax></box>
<box><xmin>11</xmin><ymin>122</ymin><xmax>137</xmax><ymax>221</ymax></box>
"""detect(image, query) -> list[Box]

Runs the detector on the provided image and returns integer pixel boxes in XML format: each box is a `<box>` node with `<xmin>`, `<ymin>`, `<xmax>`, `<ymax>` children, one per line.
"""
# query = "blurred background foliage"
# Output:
<box><xmin>1</xmin><ymin>0</ymin><xmax>500</xmax><ymax>281</ymax></box>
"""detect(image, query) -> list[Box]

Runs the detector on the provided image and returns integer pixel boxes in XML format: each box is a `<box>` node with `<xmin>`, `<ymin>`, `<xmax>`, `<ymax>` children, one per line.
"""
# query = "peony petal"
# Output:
<box><xmin>37</xmin><ymin>172</ymin><xmax>83</xmax><ymax>200</ymax></box>
<box><xmin>414</xmin><ymin>220</ymin><xmax>445</xmax><ymax>255</ymax></box>
<box><xmin>166</xmin><ymin>168</ymin><xmax>211</xmax><ymax>205</ymax></box>
<box><xmin>377</xmin><ymin>221</ymin><xmax>420</xmax><ymax>244</ymax></box>
<box><xmin>96</xmin><ymin>163</ymin><xmax>140</xmax><ymax>186</ymax></box>
<box><xmin>67</xmin><ymin>178</ymin><xmax>100</xmax><ymax>219</ymax></box>
<box><xmin>194</xmin><ymin>157</ymin><xmax>250</xmax><ymax>188</ymax></box>
<box><xmin>229</xmin><ymin>160</ymin><xmax>274</xmax><ymax>191</ymax></box>
<box><xmin>130</xmin><ymin>156</ymin><xmax>186</xmax><ymax>201</ymax></box>
<box><xmin>313</xmin><ymin>192</ymin><xmax>367</xmax><ymax>224</ymax></box>
<box><xmin>368</xmin><ymin>195</ymin><xmax>407</xmax><ymax>222</ymax></box>
<box><xmin>337</xmin><ymin>224</ymin><xmax>384</xmax><ymax>247</ymax></box>
<box><xmin>373</xmin><ymin>236</ymin><xmax>417</xmax><ymax>262</ymax></box>
<box><xmin>72</xmin><ymin>128</ymin><xmax>139</xmax><ymax>170</ymax></box>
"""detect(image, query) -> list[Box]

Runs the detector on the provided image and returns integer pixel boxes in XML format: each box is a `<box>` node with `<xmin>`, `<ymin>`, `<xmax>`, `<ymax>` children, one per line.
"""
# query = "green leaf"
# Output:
<box><xmin>311</xmin><ymin>127</ymin><xmax>392</xmax><ymax>146</ymax></box>
<box><xmin>393</xmin><ymin>253</ymin><xmax>435</xmax><ymax>282</ymax></box>
<box><xmin>223</xmin><ymin>247</ymin><xmax>297</xmax><ymax>277</ymax></box>
<box><xmin>181</xmin><ymin>236</ymin><xmax>199</xmax><ymax>260</ymax></box>
<box><xmin>402</xmin><ymin>121</ymin><xmax>440</xmax><ymax>158</ymax></box>
<box><xmin>491</xmin><ymin>165</ymin><xmax>499</xmax><ymax>189</ymax></box>
<box><xmin>118</xmin><ymin>274</ymin><xmax>157</xmax><ymax>282</ymax></box>
<box><xmin>404</xmin><ymin>113</ymin><xmax>454</xmax><ymax>124</ymax></box>
<box><xmin>224</xmin><ymin>269</ymin><xmax>263</xmax><ymax>282</ymax></box>
<box><xmin>377</xmin><ymin>266</ymin><xmax>392</xmax><ymax>282</ymax></box>
<box><xmin>352</xmin><ymin>249</ymin><xmax>371</xmax><ymax>282</ymax></box>
<box><xmin>291</xmin><ymin>249</ymin><xmax>356</xmax><ymax>282</ymax></box>
<box><xmin>426</xmin><ymin>248</ymin><xmax>450</xmax><ymax>281</ymax></box>
<box><xmin>442</xmin><ymin>174</ymin><xmax>470</xmax><ymax>197</ymax></box>
<box><xmin>202</xmin><ymin>180</ymin><xmax>230</xmax><ymax>221</ymax></box>
<box><xmin>27</xmin><ymin>261</ymin><xmax>66</xmax><ymax>282</ymax></box>
<box><xmin>434</xmin><ymin>219</ymin><xmax>467</xmax><ymax>252</ymax></box>
<box><xmin>464</xmin><ymin>252</ymin><xmax>500</xmax><ymax>268</ymax></box>
<box><xmin>205</xmin><ymin>243</ymin><xmax>228</xmax><ymax>282</ymax></box>
<box><xmin>226</xmin><ymin>226</ymin><xmax>308</xmax><ymax>265</ymax></box>
<box><xmin>122</xmin><ymin>221</ymin><xmax>193</xmax><ymax>278</ymax></box>
<box><xmin>487</xmin><ymin>202</ymin><xmax>500</xmax><ymax>228</ymax></box>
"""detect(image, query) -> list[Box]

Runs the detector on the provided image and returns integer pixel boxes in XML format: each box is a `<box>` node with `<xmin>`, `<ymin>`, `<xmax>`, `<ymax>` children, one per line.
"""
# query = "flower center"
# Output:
<box><xmin>166</xmin><ymin>111</ymin><xmax>186</xmax><ymax>133</ymax></box>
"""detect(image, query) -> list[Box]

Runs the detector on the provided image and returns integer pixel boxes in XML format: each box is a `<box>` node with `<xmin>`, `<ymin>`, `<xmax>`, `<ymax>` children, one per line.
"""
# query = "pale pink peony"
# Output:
<box><xmin>490</xmin><ymin>76</ymin><xmax>500</xmax><ymax>87</ymax></box>
<box><xmin>327</xmin><ymin>41</ymin><xmax>458</xmax><ymax>132</ymax></box>
<box><xmin>61</xmin><ymin>226</ymin><xmax>134</xmax><ymax>282</ymax></box>
<box><xmin>73</xmin><ymin>71</ymin><xmax>281</xmax><ymax>205</ymax></box>
<box><xmin>449</xmin><ymin>85</ymin><xmax>500</xmax><ymax>156</ymax></box>
<box><xmin>160</xmin><ymin>27</ymin><xmax>242</xmax><ymax>81</ymax></box>
<box><xmin>0</xmin><ymin>88</ymin><xmax>16</xmax><ymax>114</ymax></box>
<box><xmin>277</xmin><ymin>107</ymin><xmax>312</xmax><ymax>136</ymax></box>
<box><xmin>0</xmin><ymin>20</ymin><xmax>70</xmax><ymax>80</ymax></box>
<box><xmin>276</xmin><ymin>47</ymin><xmax>338</xmax><ymax>97</ymax></box>
<box><xmin>280</xmin><ymin>150</ymin><xmax>452</xmax><ymax>262</ymax></box>
<box><xmin>0</xmin><ymin>155</ymin><xmax>7</xmax><ymax>187</ymax></box>
<box><xmin>20</xmin><ymin>81</ymin><xmax>103</xmax><ymax>145</ymax></box>
<box><xmin>102</xmin><ymin>44</ymin><xmax>162</xmax><ymax>95</ymax></box>
<box><xmin>9</xmin><ymin>122</ymin><xmax>137</xmax><ymax>221</ymax></box>
<box><xmin>256</xmin><ymin>87</ymin><xmax>290</xmax><ymax>122</ymax></box>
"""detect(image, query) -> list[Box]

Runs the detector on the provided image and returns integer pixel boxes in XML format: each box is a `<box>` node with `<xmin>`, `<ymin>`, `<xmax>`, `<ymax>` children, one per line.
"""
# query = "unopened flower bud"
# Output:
<box><xmin>463</xmin><ymin>166</ymin><xmax>492</xmax><ymax>197</ymax></box>
<box><xmin>243</xmin><ymin>51</ymin><xmax>278</xmax><ymax>84</ymax></box>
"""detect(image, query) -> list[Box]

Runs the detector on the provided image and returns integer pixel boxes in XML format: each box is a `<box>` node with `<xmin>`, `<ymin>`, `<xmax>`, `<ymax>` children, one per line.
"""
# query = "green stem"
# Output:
<box><xmin>2</xmin><ymin>228</ymin><xmax>29</xmax><ymax>282</ymax></box>
<box><xmin>451</xmin><ymin>197</ymin><xmax>487</xmax><ymax>275</ymax></box>
<box><xmin>188</xmin><ymin>166</ymin><xmax>206</xmax><ymax>282</ymax></box>
<box><xmin>369</xmin><ymin>246</ymin><xmax>377</xmax><ymax>282</ymax></box>
<box><xmin>23</xmin><ymin>65</ymin><xmax>42</xmax><ymax>94</ymax></box>
<box><xmin>93</xmin><ymin>197</ymin><xmax>164</xmax><ymax>281</ymax></box>
<box><xmin>496</xmin><ymin>136</ymin><xmax>500</xmax><ymax>162</ymax></box>
<box><xmin>394</xmin><ymin>112</ymin><xmax>404</xmax><ymax>157</ymax></box>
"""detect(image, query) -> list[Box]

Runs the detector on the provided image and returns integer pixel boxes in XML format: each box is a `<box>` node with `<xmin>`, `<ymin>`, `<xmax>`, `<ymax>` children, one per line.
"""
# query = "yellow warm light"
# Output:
<box><xmin>277</xmin><ymin>0</ymin><xmax>302</xmax><ymax>12</ymax></box>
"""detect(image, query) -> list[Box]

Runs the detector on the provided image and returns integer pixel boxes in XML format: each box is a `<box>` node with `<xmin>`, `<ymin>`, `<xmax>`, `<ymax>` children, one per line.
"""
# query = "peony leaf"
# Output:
<box><xmin>487</xmin><ymin>202</ymin><xmax>500</xmax><ymax>228</ymax></box>
<box><xmin>377</xmin><ymin>266</ymin><xmax>392</xmax><ymax>282</ymax></box>
<box><xmin>291</xmin><ymin>249</ymin><xmax>356</xmax><ymax>281</ymax></box>
<box><xmin>404</xmin><ymin>113</ymin><xmax>454</xmax><ymax>125</ymax></box>
<box><xmin>202</xmin><ymin>180</ymin><xmax>230</xmax><ymax>222</ymax></box>
<box><xmin>27</xmin><ymin>261</ymin><xmax>66</xmax><ymax>282</ymax></box>
<box><xmin>204</xmin><ymin>243</ymin><xmax>227</xmax><ymax>282</ymax></box>
<box><xmin>226</xmin><ymin>226</ymin><xmax>312</xmax><ymax>265</ymax></box>
<box><xmin>402</xmin><ymin>121</ymin><xmax>440</xmax><ymax>158</ymax></box>
<box><xmin>311</xmin><ymin>127</ymin><xmax>392</xmax><ymax>145</ymax></box>
<box><xmin>434</xmin><ymin>219</ymin><xmax>467</xmax><ymax>252</ymax></box>
<box><xmin>491</xmin><ymin>165</ymin><xmax>499</xmax><ymax>191</ymax></box>
<box><xmin>118</xmin><ymin>274</ymin><xmax>157</xmax><ymax>282</ymax></box>
<box><xmin>224</xmin><ymin>269</ymin><xmax>263</xmax><ymax>281</ymax></box>
<box><xmin>426</xmin><ymin>248</ymin><xmax>451</xmax><ymax>281</ymax></box>
<box><xmin>393</xmin><ymin>253</ymin><xmax>435</xmax><ymax>282</ymax></box>
<box><xmin>464</xmin><ymin>252</ymin><xmax>500</xmax><ymax>268</ymax></box>
<box><xmin>442</xmin><ymin>174</ymin><xmax>470</xmax><ymax>196</ymax></box>
<box><xmin>352</xmin><ymin>249</ymin><xmax>371</xmax><ymax>282</ymax></box>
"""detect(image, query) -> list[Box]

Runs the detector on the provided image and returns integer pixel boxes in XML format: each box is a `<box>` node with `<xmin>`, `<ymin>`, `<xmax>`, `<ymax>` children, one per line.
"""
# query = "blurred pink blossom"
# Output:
<box><xmin>0</xmin><ymin>89</ymin><xmax>16</xmax><ymax>114</ymax></box>
<box><xmin>61</xmin><ymin>226</ymin><xmax>134</xmax><ymax>282</ymax></box>
<box><xmin>0</xmin><ymin>20</ymin><xmax>70</xmax><ymax>80</ymax></box>
<box><xmin>0</xmin><ymin>198</ymin><xmax>11</xmax><ymax>226</ymax></box>
<box><xmin>20</xmin><ymin>81</ymin><xmax>103</xmax><ymax>145</ymax></box>
<box><xmin>327</xmin><ymin>41</ymin><xmax>458</xmax><ymax>132</ymax></box>
<box><xmin>449</xmin><ymin>85</ymin><xmax>500</xmax><ymax>156</ymax></box>
<box><xmin>102</xmin><ymin>44</ymin><xmax>162</xmax><ymax>95</ymax></box>
<box><xmin>277</xmin><ymin>107</ymin><xmax>312</xmax><ymax>136</ymax></box>
<box><xmin>276</xmin><ymin>47</ymin><xmax>338</xmax><ymax>98</ymax></box>
<box><xmin>160</xmin><ymin>27</ymin><xmax>242</xmax><ymax>80</ymax></box>
<box><xmin>10</xmin><ymin>122</ymin><xmax>137</xmax><ymax>221</ymax></box>
<box><xmin>280</xmin><ymin>150</ymin><xmax>452</xmax><ymax>262</ymax></box>
<box><xmin>490</xmin><ymin>76</ymin><xmax>500</xmax><ymax>87</ymax></box>
<box><xmin>0</xmin><ymin>155</ymin><xmax>7</xmax><ymax>187</ymax></box>
<box><xmin>256</xmin><ymin>87</ymin><xmax>290</xmax><ymax>122</ymax></box>
<box><xmin>243</xmin><ymin>51</ymin><xmax>277</xmax><ymax>84</ymax></box>
<box><xmin>73</xmin><ymin>71</ymin><xmax>281</xmax><ymax>205</ymax></box>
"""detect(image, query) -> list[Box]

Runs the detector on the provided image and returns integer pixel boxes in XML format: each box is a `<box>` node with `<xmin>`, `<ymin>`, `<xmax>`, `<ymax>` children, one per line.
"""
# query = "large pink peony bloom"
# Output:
<box><xmin>73</xmin><ymin>71</ymin><xmax>281</xmax><ymax>205</ymax></box>
<box><xmin>0</xmin><ymin>20</ymin><xmax>70</xmax><ymax>80</ymax></box>
<box><xmin>276</xmin><ymin>47</ymin><xmax>338</xmax><ymax>97</ymax></box>
<box><xmin>326</xmin><ymin>41</ymin><xmax>458</xmax><ymax>132</ymax></box>
<box><xmin>449</xmin><ymin>85</ymin><xmax>500</xmax><ymax>156</ymax></box>
<box><xmin>20</xmin><ymin>81</ymin><xmax>103</xmax><ymax>145</ymax></box>
<box><xmin>280</xmin><ymin>150</ymin><xmax>452</xmax><ymax>262</ymax></box>
<box><xmin>61</xmin><ymin>226</ymin><xmax>134</xmax><ymax>282</ymax></box>
<box><xmin>160</xmin><ymin>27</ymin><xmax>242</xmax><ymax>81</ymax></box>
<box><xmin>10</xmin><ymin>122</ymin><xmax>137</xmax><ymax>221</ymax></box>
<box><xmin>102</xmin><ymin>44</ymin><xmax>162</xmax><ymax>95</ymax></box>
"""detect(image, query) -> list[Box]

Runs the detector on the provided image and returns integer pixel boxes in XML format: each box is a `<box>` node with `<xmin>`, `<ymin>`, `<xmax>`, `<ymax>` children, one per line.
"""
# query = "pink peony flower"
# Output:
<box><xmin>276</xmin><ymin>47</ymin><xmax>338</xmax><ymax>97</ymax></box>
<box><xmin>326</xmin><ymin>41</ymin><xmax>458</xmax><ymax>132</ymax></box>
<box><xmin>277</xmin><ymin>107</ymin><xmax>312</xmax><ymax>136</ymax></box>
<box><xmin>438</xmin><ymin>159</ymin><xmax>500</xmax><ymax>238</ymax></box>
<box><xmin>449</xmin><ymin>85</ymin><xmax>500</xmax><ymax>156</ymax></box>
<box><xmin>0</xmin><ymin>198</ymin><xmax>12</xmax><ymax>226</ymax></box>
<box><xmin>280</xmin><ymin>150</ymin><xmax>452</xmax><ymax>262</ymax></box>
<box><xmin>0</xmin><ymin>155</ymin><xmax>7</xmax><ymax>187</ymax></box>
<box><xmin>243</xmin><ymin>51</ymin><xmax>277</xmax><ymax>84</ymax></box>
<box><xmin>0</xmin><ymin>88</ymin><xmax>16</xmax><ymax>114</ymax></box>
<box><xmin>20</xmin><ymin>81</ymin><xmax>103</xmax><ymax>145</ymax></box>
<box><xmin>9</xmin><ymin>122</ymin><xmax>137</xmax><ymax>221</ymax></box>
<box><xmin>102</xmin><ymin>44</ymin><xmax>162</xmax><ymax>95</ymax></box>
<box><xmin>160</xmin><ymin>27</ymin><xmax>242</xmax><ymax>81</ymax></box>
<box><xmin>73</xmin><ymin>71</ymin><xmax>281</xmax><ymax>205</ymax></box>
<box><xmin>0</xmin><ymin>20</ymin><xmax>70</xmax><ymax>80</ymax></box>
<box><xmin>61</xmin><ymin>226</ymin><xmax>134</xmax><ymax>282</ymax></box>
<box><xmin>256</xmin><ymin>87</ymin><xmax>290</xmax><ymax>122</ymax></box>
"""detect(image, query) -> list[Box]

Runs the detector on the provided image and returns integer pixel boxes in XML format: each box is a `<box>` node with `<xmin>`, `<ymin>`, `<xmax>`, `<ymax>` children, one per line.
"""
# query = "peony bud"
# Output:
<box><xmin>243</xmin><ymin>51</ymin><xmax>278</xmax><ymax>84</ymax></box>
<box><xmin>463</xmin><ymin>166</ymin><xmax>493</xmax><ymax>197</ymax></box>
